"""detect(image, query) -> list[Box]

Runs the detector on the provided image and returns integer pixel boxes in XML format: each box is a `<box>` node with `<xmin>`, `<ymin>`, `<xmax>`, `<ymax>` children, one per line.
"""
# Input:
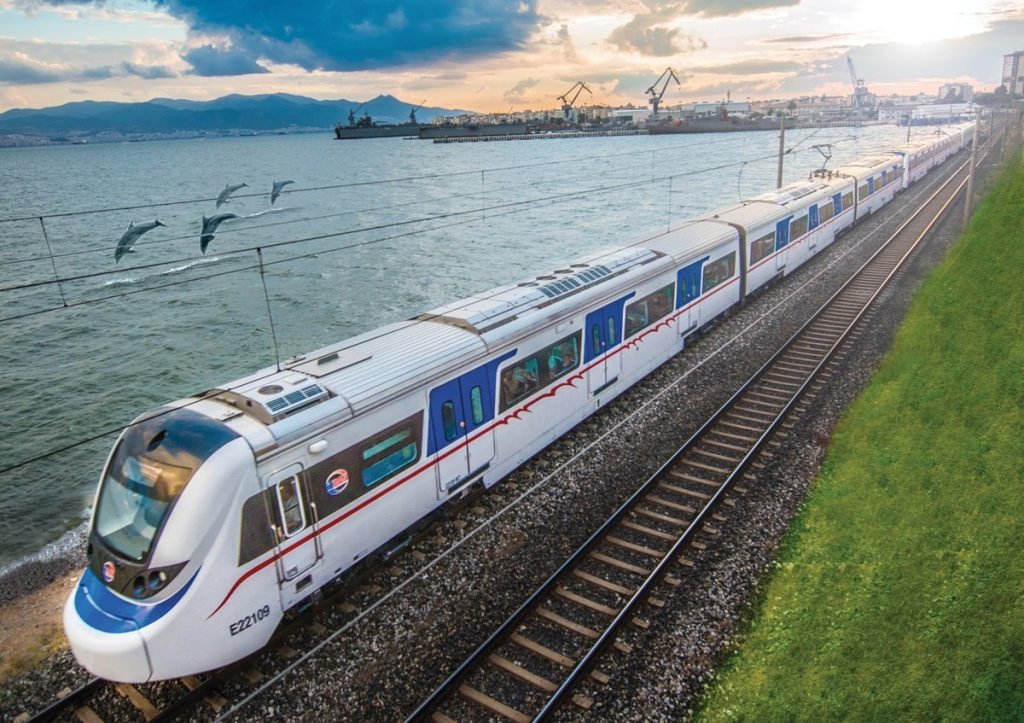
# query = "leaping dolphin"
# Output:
<box><xmin>200</xmin><ymin>213</ymin><xmax>238</xmax><ymax>254</ymax></box>
<box><xmin>270</xmin><ymin>179</ymin><xmax>295</xmax><ymax>206</ymax></box>
<box><xmin>216</xmin><ymin>182</ymin><xmax>248</xmax><ymax>208</ymax></box>
<box><xmin>114</xmin><ymin>219</ymin><xmax>166</xmax><ymax>263</ymax></box>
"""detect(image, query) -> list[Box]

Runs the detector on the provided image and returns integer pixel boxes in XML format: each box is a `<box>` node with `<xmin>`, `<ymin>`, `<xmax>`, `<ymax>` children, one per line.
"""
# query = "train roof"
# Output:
<box><xmin>700</xmin><ymin>178</ymin><xmax>844</xmax><ymax>229</ymax></box>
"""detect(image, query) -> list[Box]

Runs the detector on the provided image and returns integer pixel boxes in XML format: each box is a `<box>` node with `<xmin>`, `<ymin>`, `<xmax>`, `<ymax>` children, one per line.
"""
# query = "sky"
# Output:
<box><xmin>0</xmin><ymin>0</ymin><xmax>1022</xmax><ymax>112</ymax></box>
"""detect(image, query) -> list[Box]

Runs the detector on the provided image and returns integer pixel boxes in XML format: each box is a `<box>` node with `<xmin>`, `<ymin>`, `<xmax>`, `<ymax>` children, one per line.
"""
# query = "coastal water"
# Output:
<box><xmin>0</xmin><ymin>124</ymin><xmax>925</xmax><ymax>571</ymax></box>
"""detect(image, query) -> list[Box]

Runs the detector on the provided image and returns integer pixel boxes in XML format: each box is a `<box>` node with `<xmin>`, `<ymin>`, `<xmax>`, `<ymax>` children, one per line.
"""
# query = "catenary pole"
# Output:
<box><xmin>776</xmin><ymin>115</ymin><xmax>786</xmax><ymax>188</ymax></box>
<box><xmin>962</xmin><ymin>112</ymin><xmax>979</xmax><ymax>232</ymax></box>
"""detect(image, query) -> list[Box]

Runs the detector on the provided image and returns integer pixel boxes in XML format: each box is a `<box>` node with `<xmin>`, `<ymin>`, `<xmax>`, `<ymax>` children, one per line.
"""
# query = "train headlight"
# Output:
<box><xmin>128</xmin><ymin>562</ymin><xmax>186</xmax><ymax>600</ymax></box>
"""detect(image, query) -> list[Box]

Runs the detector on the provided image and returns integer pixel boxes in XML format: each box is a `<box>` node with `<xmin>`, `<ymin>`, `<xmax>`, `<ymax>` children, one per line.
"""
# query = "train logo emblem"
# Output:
<box><xmin>102</xmin><ymin>561</ymin><xmax>116</xmax><ymax>582</ymax></box>
<box><xmin>325</xmin><ymin>469</ymin><xmax>349</xmax><ymax>496</ymax></box>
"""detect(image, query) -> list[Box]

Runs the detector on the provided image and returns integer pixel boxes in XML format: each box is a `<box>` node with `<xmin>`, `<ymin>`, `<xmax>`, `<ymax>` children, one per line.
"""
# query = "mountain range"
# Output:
<box><xmin>0</xmin><ymin>93</ymin><xmax>472</xmax><ymax>141</ymax></box>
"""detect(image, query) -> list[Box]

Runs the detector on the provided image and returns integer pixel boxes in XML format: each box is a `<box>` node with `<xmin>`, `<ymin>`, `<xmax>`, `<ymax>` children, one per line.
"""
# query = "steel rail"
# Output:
<box><xmin>408</xmin><ymin>134</ymin><xmax>992</xmax><ymax>722</ymax></box>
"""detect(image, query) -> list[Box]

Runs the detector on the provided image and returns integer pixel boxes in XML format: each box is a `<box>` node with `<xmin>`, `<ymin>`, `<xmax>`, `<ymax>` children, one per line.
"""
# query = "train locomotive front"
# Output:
<box><xmin>63</xmin><ymin>406</ymin><xmax>273</xmax><ymax>682</ymax></box>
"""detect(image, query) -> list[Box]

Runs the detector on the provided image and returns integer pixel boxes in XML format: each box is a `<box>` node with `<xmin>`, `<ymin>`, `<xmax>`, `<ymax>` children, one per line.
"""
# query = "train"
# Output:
<box><xmin>65</xmin><ymin>125</ymin><xmax>971</xmax><ymax>682</ymax></box>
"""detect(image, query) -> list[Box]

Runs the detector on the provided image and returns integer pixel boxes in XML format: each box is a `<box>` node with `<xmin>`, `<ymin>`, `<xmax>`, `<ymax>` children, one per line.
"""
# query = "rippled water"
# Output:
<box><xmin>0</xmin><ymin>125</ymin><xmax>922</xmax><ymax>567</ymax></box>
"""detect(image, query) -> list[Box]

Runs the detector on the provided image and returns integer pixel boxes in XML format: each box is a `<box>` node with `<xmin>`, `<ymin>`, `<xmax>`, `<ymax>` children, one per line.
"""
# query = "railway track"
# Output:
<box><xmin>408</xmin><ymin>137</ymin><xmax>996</xmax><ymax>722</ymax></box>
<box><xmin>17</xmin><ymin>128</ymin><xmax>1001</xmax><ymax>723</ymax></box>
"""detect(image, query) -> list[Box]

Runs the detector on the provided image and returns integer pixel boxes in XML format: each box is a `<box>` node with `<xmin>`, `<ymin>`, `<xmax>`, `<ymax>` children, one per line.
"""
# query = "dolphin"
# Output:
<box><xmin>216</xmin><ymin>182</ymin><xmax>248</xmax><ymax>208</ymax></box>
<box><xmin>200</xmin><ymin>213</ymin><xmax>238</xmax><ymax>254</ymax></box>
<box><xmin>270</xmin><ymin>179</ymin><xmax>295</xmax><ymax>206</ymax></box>
<box><xmin>114</xmin><ymin>219</ymin><xmax>166</xmax><ymax>263</ymax></box>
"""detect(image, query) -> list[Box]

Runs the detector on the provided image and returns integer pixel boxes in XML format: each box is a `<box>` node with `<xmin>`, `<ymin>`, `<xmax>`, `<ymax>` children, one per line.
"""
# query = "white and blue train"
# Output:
<box><xmin>65</xmin><ymin>126</ymin><xmax>970</xmax><ymax>682</ymax></box>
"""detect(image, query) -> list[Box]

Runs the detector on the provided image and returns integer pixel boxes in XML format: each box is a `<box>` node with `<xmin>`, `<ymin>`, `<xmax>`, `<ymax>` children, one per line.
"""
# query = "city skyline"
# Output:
<box><xmin>1</xmin><ymin>0</ymin><xmax>1022</xmax><ymax>113</ymax></box>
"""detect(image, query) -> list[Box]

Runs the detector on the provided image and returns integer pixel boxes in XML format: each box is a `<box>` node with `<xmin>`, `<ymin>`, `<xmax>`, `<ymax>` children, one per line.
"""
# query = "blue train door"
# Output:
<box><xmin>807</xmin><ymin>205</ymin><xmax>820</xmax><ymax>251</ymax></box>
<box><xmin>428</xmin><ymin>365</ymin><xmax>495</xmax><ymax>496</ymax></box>
<box><xmin>585</xmin><ymin>295</ymin><xmax>631</xmax><ymax>395</ymax></box>
<box><xmin>676</xmin><ymin>257</ymin><xmax>705</xmax><ymax>334</ymax></box>
<box><xmin>775</xmin><ymin>216</ymin><xmax>792</xmax><ymax>272</ymax></box>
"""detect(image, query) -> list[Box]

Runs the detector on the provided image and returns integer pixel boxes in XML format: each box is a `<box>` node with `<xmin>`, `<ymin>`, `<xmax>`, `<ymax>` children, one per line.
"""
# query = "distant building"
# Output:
<box><xmin>938</xmin><ymin>83</ymin><xmax>973</xmax><ymax>103</ymax></box>
<box><xmin>1003</xmin><ymin>50</ymin><xmax>1024</xmax><ymax>95</ymax></box>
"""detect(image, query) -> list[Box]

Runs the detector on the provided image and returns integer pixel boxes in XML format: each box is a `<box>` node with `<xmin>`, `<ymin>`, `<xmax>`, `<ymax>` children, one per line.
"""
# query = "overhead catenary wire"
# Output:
<box><xmin>0</xmin><ymin>149</ymin><xmax>794</xmax><ymax>299</ymax></box>
<box><xmin>0</xmin><ymin>196</ymin><xmax>692</xmax><ymax>478</ymax></box>
<box><xmin>0</xmin><ymin>138</ymin><xmax>863</xmax><ymax>300</ymax></box>
<box><xmin>0</xmin><ymin>132</ymin><xmax>881</xmax><ymax>476</ymax></box>
<box><xmin>0</xmin><ymin>132</ymin><xmax>767</xmax><ymax>226</ymax></box>
<box><xmin>0</xmin><ymin>142</ymin><xmax>728</xmax><ymax>270</ymax></box>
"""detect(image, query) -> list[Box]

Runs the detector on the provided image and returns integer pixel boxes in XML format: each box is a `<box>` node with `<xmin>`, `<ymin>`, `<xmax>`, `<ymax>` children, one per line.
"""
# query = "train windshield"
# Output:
<box><xmin>94</xmin><ymin>408</ymin><xmax>238</xmax><ymax>563</ymax></box>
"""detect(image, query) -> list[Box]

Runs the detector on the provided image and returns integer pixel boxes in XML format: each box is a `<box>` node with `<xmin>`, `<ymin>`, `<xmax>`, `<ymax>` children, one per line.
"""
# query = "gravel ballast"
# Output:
<box><xmin>0</xmin><ymin>146</ymin><xmax>999</xmax><ymax>723</ymax></box>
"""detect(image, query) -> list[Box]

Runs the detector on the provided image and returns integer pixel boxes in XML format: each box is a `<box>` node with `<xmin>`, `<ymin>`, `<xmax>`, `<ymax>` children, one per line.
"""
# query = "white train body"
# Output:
<box><xmin>65</xmin><ymin>126</ymin><xmax>972</xmax><ymax>682</ymax></box>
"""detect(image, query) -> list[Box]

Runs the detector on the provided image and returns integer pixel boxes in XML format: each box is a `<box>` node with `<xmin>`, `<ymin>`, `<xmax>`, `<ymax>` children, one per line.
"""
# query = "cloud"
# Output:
<box><xmin>816</xmin><ymin>18</ymin><xmax>1024</xmax><ymax>89</ymax></box>
<box><xmin>181</xmin><ymin>44</ymin><xmax>269</xmax><ymax>76</ymax></box>
<box><xmin>503</xmin><ymin>77</ymin><xmax>540</xmax><ymax>103</ymax></box>
<box><xmin>147</xmin><ymin>0</ymin><xmax>544</xmax><ymax>73</ymax></box>
<box><xmin>607</xmin><ymin>2</ymin><xmax>707</xmax><ymax>56</ymax></box>
<box><xmin>763</xmin><ymin>34</ymin><xmax>853</xmax><ymax>44</ymax></box>
<box><xmin>0</xmin><ymin>49</ymin><xmax>176</xmax><ymax>84</ymax></box>
<box><xmin>557</xmin><ymin>23</ymin><xmax>580</xmax><ymax>63</ymax></box>
<box><xmin>682</xmin><ymin>0</ymin><xmax>801</xmax><ymax>17</ymax></box>
<box><xmin>689</xmin><ymin>59</ymin><xmax>805</xmax><ymax>74</ymax></box>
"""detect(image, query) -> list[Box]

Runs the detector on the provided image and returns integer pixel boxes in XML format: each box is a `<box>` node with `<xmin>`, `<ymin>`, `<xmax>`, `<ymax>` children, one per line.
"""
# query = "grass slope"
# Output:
<box><xmin>699</xmin><ymin>150</ymin><xmax>1024</xmax><ymax>722</ymax></box>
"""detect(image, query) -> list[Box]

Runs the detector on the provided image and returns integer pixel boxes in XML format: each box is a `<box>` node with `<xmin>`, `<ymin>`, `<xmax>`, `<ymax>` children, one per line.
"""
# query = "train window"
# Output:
<box><xmin>470</xmin><ymin>386</ymin><xmax>485</xmax><ymax>425</ymax></box>
<box><xmin>790</xmin><ymin>215</ymin><xmax>809</xmax><ymax>239</ymax></box>
<box><xmin>441</xmin><ymin>401</ymin><xmax>458</xmax><ymax>442</ymax></box>
<box><xmin>276</xmin><ymin>477</ymin><xmax>305</xmax><ymax>537</ymax></box>
<box><xmin>500</xmin><ymin>332</ymin><xmax>581</xmax><ymax>411</ymax></box>
<box><xmin>591</xmin><ymin>324</ymin><xmax>601</xmax><ymax>355</ymax></box>
<box><xmin>607</xmin><ymin>316</ymin><xmax>618</xmax><ymax>346</ymax></box>
<box><xmin>858</xmin><ymin>183</ymin><xmax>870</xmax><ymax>200</ymax></box>
<box><xmin>239</xmin><ymin>490</ymin><xmax>278</xmax><ymax>565</ymax></box>
<box><xmin>361</xmin><ymin>426</ymin><xmax>419</xmax><ymax>487</ymax></box>
<box><xmin>750</xmin><ymin>232</ymin><xmax>775</xmax><ymax>263</ymax></box>
<box><xmin>625</xmin><ymin>284</ymin><xmax>674</xmax><ymax>339</ymax></box>
<box><xmin>842</xmin><ymin>191</ymin><xmax>854</xmax><ymax>210</ymax></box>
<box><xmin>819</xmin><ymin>202</ymin><xmax>835</xmax><ymax>223</ymax></box>
<box><xmin>702</xmin><ymin>253</ymin><xmax>736</xmax><ymax>293</ymax></box>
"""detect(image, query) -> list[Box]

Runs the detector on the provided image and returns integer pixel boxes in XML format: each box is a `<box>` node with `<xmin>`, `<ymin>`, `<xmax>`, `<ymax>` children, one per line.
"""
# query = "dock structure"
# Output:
<box><xmin>432</xmin><ymin>128</ymin><xmax>649</xmax><ymax>144</ymax></box>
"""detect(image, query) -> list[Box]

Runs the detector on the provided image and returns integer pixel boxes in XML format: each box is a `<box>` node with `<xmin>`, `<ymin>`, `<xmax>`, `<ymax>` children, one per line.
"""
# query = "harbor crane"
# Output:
<box><xmin>558</xmin><ymin>81</ymin><xmax>592</xmax><ymax>119</ymax></box>
<box><xmin>347</xmin><ymin>101</ymin><xmax>368</xmax><ymax>126</ymax></box>
<box><xmin>846</xmin><ymin>55</ymin><xmax>871</xmax><ymax>114</ymax></box>
<box><xmin>846</xmin><ymin>55</ymin><xmax>864</xmax><ymax>91</ymax></box>
<box><xmin>647</xmin><ymin>67</ymin><xmax>681</xmax><ymax>116</ymax></box>
<box><xmin>409</xmin><ymin>99</ymin><xmax>425</xmax><ymax>124</ymax></box>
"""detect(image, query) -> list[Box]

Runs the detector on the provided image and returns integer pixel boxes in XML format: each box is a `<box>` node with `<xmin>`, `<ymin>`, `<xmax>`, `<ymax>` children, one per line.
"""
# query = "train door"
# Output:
<box><xmin>775</xmin><ymin>216</ymin><xmax>792</xmax><ymax>272</ymax></box>
<box><xmin>428</xmin><ymin>366</ymin><xmax>495</xmax><ymax>496</ymax></box>
<box><xmin>807</xmin><ymin>205</ymin><xmax>820</xmax><ymax>252</ymax></box>
<box><xmin>267</xmin><ymin>464</ymin><xmax>320</xmax><ymax>608</ymax></box>
<box><xmin>676</xmin><ymin>258</ymin><xmax>705</xmax><ymax>335</ymax></box>
<box><xmin>585</xmin><ymin>295</ymin><xmax>630</xmax><ymax>395</ymax></box>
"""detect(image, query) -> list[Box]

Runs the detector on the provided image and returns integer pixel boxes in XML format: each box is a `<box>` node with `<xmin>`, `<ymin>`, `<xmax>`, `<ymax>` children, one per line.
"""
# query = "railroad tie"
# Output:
<box><xmin>488</xmin><ymin>653</ymin><xmax>558</xmax><ymax>692</ymax></box>
<box><xmin>458</xmin><ymin>684</ymin><xmax>530</xmax><ymax>723</ymax></box>
<box><xmin>536</xmin><ymin>606</ymin><xmax>601</xmax><ymax>639</ymax></box>
<box><xmin>114</xmin><ymin>684</ymin><xmax>159</xmax><ymax>721</ymax></box>
<box><xmin>555</xmin><ymin>586</ymin><xmax>619</xmax><ymax>616</ymax></box>
<box><xmin>509</xmin><ymin>632</ymin><xmax>576</xmax><ymax>668</ymax></box>
<box><xmin>74</xmin><ymin>707</ymin><xmax>104</xmax><ymax>723</ymax></box>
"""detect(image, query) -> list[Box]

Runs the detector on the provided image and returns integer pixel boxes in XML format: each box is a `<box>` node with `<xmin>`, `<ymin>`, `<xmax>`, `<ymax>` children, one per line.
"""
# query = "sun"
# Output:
<box><xmin>851</xmin><ymin>0</ymin><xmax>991</xmax><ymax>45</ymax></box>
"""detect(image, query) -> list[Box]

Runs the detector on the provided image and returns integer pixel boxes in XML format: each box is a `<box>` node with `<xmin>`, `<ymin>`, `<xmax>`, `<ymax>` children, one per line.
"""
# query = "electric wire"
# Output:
<box><xmin>0</xmin><ymin>196</ymin><xmax>686</xmax><ymax>478</ymax></box>
<box><xmin>0</xmin><ymin>132</ymin><xmax>767</xmax><ymax>225</ymax></box>
<box><xmin>0</xmin><ymin>150</ymin><xmax>789</xmax><ymax>298</ymax></box>
<box><xmin>0</xmin><ymin>132</ymin><xmax>891</xmax><ymax>476</ymax></box>
<box><xmin>0</xmin><ymin>141</ymin><xmax>727</xmax><ymax>270</ymax></box>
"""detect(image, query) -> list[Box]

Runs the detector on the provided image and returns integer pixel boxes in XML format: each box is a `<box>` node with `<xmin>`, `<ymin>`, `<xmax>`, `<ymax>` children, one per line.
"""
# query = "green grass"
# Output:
<box><xmin>698</xmin><ymin>149</ymin><xmax>1024</xmax><ymax>722</ymax></box>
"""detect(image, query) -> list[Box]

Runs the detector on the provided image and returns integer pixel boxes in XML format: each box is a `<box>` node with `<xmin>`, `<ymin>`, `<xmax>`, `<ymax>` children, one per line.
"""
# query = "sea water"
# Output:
<box><xmin>0</xmin><ymin>124</ymin><xmax>929</xmax><ymax>569</ymax></box>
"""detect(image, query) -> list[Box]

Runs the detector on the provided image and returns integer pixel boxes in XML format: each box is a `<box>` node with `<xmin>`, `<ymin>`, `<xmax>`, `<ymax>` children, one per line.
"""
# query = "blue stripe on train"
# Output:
<box><xmin>74</xmin><ymin>567</ymin><xmax>198</xmax><ymax>634</ymax></box>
